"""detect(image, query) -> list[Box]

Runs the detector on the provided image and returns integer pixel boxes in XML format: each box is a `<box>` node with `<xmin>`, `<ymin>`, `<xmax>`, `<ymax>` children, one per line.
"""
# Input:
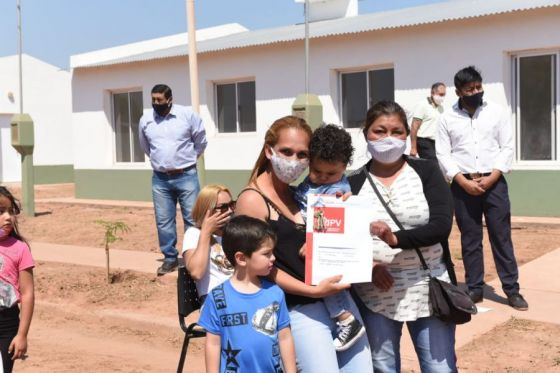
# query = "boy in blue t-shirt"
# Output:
<box><xmin>293</xmin><ymin>124</ymin><xmax>365</xmax><ymax>352</ymax></box>
<box><xmin>199</xmin><ymin>215</ymin><xmax>296</xmax><ymax>373</ymax></box>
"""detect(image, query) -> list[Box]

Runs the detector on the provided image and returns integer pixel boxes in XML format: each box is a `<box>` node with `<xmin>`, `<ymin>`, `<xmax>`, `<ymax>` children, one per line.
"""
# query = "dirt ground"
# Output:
<box><xmin>6</xmin><ymin>183</ymin><xmax>560</xmax><ymax>372</ymax></box>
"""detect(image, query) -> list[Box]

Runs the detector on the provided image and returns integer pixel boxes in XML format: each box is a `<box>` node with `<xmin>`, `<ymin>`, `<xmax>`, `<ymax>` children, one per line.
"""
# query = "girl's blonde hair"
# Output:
<box><xmin>248</xmin><ymin>115</ymin><xmax>312</xmax><ymax>185</ymax></box>
<box><xmin>191</xmin><ymin>184</ymin><xmax>232</xmax><ymax>228</ymax></box>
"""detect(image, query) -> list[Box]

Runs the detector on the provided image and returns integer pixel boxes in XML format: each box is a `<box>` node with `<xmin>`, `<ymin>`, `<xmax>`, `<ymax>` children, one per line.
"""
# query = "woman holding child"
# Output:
<box><xmin>235</xmin><ymin>116</ymin><xmax>372</xmax><ymax>372</ymax></box>
<box><xmin>348</xmin><ymin>101</ymin><xmax>458</xmax><ymax>372</ymax></box>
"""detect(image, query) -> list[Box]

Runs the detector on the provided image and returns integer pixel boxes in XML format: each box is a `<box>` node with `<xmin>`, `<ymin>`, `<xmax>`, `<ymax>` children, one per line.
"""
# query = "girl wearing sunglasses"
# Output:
<box><xmin>182</xmin><ymin>184</ymin><xmax>236</xmax><ymax>301</ymax></box>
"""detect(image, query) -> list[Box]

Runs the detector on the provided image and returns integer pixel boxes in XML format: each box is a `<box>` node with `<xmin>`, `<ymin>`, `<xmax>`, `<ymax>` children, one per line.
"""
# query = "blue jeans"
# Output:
<box><xmin>152</xmin><ymin>167</ymin><xmax>199</xmax><ymax>262</ymax></box>
<box><xmin>289</xmin><ymin>300</ymin><xmax>372</xmax><ymax>373</ymax></box>
<box><xmin>323</xmin><ymin>290</ymin><xmax>354</xmax><ymax>319</ymax></box>
<box><xmin>359</xmin><ymin>303</ymin><xmax>457</xmax><ymax>373</ymax></box>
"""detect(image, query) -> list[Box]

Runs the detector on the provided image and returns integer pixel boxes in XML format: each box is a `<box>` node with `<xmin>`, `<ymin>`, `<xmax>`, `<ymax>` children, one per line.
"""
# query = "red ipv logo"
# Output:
<box><xmin>313</xmin><ymin>207</ymin><xmax>345</xmax><ymax>234</ymax></box>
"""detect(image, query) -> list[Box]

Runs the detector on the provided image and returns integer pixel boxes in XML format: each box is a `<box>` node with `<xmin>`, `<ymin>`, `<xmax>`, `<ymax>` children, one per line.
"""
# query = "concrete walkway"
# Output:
<box><xmin>31</xmin><ymin>240</ymin><xmax>560</xmax><ymax>370</ymax></box>
<box><xmin>31</xmin><ymin>241</ymin><xmax>176</xmax><ymax>277</ymax></box>
<box><xmin>400</xmin><ymin>246</ymin><xmax>560</xmax><ymax>369</ymax></box>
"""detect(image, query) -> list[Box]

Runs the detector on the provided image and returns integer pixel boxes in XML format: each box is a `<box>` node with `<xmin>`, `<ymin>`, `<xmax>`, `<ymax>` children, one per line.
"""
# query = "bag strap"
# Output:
<box><xmin>361</xmin><ymin>166</ymin><xmax>430</xmax><ymax>272</ymax></box>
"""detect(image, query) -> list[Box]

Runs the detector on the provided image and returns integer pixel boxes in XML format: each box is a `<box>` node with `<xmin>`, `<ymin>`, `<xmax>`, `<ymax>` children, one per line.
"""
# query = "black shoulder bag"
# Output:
<box><xmin>362</xmin><ymin>166</ymin><xmax>477</xmax><ymax>324</ymax></box>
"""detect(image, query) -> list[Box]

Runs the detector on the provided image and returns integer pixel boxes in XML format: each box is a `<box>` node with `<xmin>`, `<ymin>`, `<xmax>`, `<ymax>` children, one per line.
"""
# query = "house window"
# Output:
<box><xmin>216</xmin><ymin>81</ymin><xmax>256</xmax><ymax>133</ymax></box>
<box><xmin>341</xmin><ymin>68</ymin><xmax>394</xmax><ymax>128</ymax></box>
<box><xmin>513</xmin><ymin>53</ymin><xmax>559</xmax><ymax>162</ymax></box>
<box><xmin>112</xmin><ymin>91</ymin><xmax>144</xmax><ymax>163</ymax></box>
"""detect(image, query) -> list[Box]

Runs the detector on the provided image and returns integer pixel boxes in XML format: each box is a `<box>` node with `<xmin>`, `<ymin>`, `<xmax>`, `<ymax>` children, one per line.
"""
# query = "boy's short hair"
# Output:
<box><xmin>222</xmin><ymin>215</ymin><xmax>277</xmax><ymax>266</ymax></box>
<box><xmin>454</xmin><ymin>66</ymin><xmax>483</xmax><ymax>90</ymax></box>
<box><xmin>309</xmin><ymin>124</ymin><xmax>354</xmax><ymax>165</ymax></box>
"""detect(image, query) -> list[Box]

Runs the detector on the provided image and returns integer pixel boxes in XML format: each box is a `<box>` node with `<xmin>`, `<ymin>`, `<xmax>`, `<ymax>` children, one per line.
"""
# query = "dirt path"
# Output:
<box><xmin>7</xmin><ymin>184</ymin><xmax>560</xmax><ymax>372</ymax></box>
<box><xmin>18</xmin><ymin>262</ymin><xmax>206</xmax><ymax>372</ymax></box>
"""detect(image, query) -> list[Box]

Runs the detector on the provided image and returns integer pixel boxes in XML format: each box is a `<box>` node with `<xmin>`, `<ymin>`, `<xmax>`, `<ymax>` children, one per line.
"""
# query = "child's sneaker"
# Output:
<box><xmin>333</xmin><ymin>315</ymin><xmax>366</xmax><ymax>351</ymax></box>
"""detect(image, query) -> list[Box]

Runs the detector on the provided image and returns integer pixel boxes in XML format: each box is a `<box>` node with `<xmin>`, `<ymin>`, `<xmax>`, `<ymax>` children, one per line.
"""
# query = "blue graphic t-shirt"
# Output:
<box><xmin>293</xmin><ymin>175</ymin><xmax>351</xmax><ymax>219</ymax></box>
<box><xmin>198</xmin><ymin>279</ymin><xmax>290</xmax><ymax>373</ymax></box>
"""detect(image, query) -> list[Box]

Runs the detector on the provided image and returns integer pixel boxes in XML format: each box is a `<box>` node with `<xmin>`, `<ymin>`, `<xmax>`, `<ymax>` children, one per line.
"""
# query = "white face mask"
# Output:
<box><xmin>432</xmin><ymin>95</ymin><xmax>445</xmax><ymax>106</ymax></box>
<box><xmin>269</xmin><ymin>148</ymin><xmax>309</xmax><ymax>184</ymax></box>
<box><xmin>367</xmin><ymin>137</ymin><xmax>407</xmax><ymax>164</ymax></box>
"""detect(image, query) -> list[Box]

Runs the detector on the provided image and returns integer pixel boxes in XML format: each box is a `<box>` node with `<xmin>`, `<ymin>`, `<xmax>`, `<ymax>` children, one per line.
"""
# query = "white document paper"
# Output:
<box><xmin>305</xmin><ymin>195</ymin><xmax>374</xmax><ymax>285</ymax></box>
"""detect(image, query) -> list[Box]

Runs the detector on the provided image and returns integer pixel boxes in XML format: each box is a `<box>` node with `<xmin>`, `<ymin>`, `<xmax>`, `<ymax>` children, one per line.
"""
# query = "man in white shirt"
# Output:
<box><xmin>410</xmin><ymin>82</ymin><xmax>446</xmax><ymax>159</ymax></box>
<box><xmin>436</xmin><ymin>66</ymin><xmax>528</xmax><ymax>311</ymax></box>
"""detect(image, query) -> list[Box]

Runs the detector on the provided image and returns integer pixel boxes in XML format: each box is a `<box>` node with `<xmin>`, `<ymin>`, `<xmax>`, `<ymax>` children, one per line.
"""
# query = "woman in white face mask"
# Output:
<box><xmin>235</xmin><ymin>116</ymin><xmax>373</xmax><ymax>372</ymax></box>
<box><xmin>347</xmin><ymin>101</ymin><xmax>458</xmax><ymax>372</ymax></box>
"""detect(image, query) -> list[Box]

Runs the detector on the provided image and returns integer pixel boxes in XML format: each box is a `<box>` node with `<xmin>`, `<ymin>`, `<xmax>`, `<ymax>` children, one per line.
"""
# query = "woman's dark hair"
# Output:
<box><xmin>363</xmin><ymin>101</ymin><xmax>410</xmax><ymax>137</ymax></box>
<box><xmin>310</xmin><ymin>124</ymin><xmax>354</xmax><ymax>166</ymax></box>
<box><xmin>454</xmin><ymin>66</ymin><xmax>483</xmax><ymax>90</ymax></box>
<box><xmin>0</xmin><ymin>186</ymin><xmax>26</xmax><ymax>243</ymax></box>
<box><xmin>222</xmin><ymin>215</ymin><xmax>277</xmax><ymax>266</ymax></box>
<box><xmin>151</xmin><ymin>84</ymin><xmax>172</xmax><ymax>99</ymax></box>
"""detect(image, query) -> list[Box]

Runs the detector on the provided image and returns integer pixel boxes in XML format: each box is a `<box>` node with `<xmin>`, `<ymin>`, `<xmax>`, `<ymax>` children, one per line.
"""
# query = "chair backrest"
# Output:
<box><xmin>177</xmin><ymin>266</ymin><xmax>202</xmax><ymax>318</ymax></box>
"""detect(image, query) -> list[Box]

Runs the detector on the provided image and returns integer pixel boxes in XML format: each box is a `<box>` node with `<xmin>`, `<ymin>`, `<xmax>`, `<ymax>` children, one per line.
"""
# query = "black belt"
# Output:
<box><xmin>156</xmin><ymin>164</ymin><xmax>196</xmax><ymax>176</ymax></box>
<box><xmin>463</xmin><ymin>172</ymin><xmax>491</xmax><ymax>180</ymax></box>
<box><xmin>417</xmin><ymin>137</ymin><xmax>435</xmax><ymax>143</ymax></box>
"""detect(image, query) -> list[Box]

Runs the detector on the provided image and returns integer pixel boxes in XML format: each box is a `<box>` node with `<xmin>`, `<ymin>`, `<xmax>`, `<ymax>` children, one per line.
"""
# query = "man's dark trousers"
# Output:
<box><xmin>451</xmin><ymin>176</ymin><xmax>520</xmax><ymax>296</ymax></box>
<box><xmin>417</xmin><ymin>137</ymin><xmax>437</xmax><ymax>160</ymax></box>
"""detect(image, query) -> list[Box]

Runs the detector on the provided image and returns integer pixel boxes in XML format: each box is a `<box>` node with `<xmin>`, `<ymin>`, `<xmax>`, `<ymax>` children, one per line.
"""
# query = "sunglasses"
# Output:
<box><xmin>214</xmin><ymin>200</ymin><xmax>236</xmax><ymax>213</ymax></box>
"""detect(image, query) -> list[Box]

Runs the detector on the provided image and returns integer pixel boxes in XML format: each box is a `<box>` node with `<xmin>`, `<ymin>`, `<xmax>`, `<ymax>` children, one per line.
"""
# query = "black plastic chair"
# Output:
<box><xmin>177</xmin><ymin>266</ymin><xmax>206</xmax><ymax>373</ymax></box>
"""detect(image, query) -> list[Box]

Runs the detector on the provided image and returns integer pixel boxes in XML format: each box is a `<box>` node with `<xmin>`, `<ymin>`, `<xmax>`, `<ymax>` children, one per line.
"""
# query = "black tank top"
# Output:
<box><xmin>238</xmin><ymin>188</ymin><xmax>317</xmax><ymax>307</ymax></box>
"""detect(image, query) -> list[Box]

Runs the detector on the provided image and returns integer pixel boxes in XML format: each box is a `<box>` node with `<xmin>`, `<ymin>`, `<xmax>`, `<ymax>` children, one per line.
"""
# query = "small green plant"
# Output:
<box><xmin>95</xmin><ymin>220</ymin><xmax>130</xmax><ymax>284</ymax></box>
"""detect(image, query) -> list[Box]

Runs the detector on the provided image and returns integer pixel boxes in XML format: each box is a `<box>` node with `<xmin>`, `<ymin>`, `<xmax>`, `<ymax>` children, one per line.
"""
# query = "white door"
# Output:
<box><xmin>0</xmin><ymin>114</ymin><xmax>22</xmax><ymax>182</ymax></box>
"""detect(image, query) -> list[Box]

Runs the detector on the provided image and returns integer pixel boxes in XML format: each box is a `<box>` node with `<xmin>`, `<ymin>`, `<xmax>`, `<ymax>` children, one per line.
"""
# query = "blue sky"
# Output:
<box><xmin>0</xmin><ymin>0</ymin><xmax>444</xmax><ymax>69</ymax></box>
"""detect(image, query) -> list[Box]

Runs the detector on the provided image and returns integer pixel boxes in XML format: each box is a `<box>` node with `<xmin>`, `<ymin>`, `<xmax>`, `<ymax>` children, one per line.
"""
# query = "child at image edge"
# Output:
<box><xmin>293</xmin><ymin>124</ymin><xmax>366</xmax><ymax>351</ymax></box>
<box><xmin>199</xmin><ymin>215</ymin><xmax>296</xmax><ymax>373</ymax></box>
<box><xmin>0</xmin><ymin>187</ymin><xmax>35</xmax><ymax>373</ymax></box>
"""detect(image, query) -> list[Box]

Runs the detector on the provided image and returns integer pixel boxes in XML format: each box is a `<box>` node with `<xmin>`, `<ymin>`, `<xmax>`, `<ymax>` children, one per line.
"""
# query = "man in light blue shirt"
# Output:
<box><xmin>139</xmin><ymin>84</ymin><xmax>207</xmax><ymax>275</ymax></box>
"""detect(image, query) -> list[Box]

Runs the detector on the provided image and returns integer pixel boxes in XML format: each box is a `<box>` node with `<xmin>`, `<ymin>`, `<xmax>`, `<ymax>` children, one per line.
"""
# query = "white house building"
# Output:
<box><xmin>70</xmin><ymin>0</ymin><xmax>560</xmax><ymax>216</ymax></box>
<box><xmin>0</xmin><ymin>54</ymin><xmax>73</xmax><ymax>183</ymax></box>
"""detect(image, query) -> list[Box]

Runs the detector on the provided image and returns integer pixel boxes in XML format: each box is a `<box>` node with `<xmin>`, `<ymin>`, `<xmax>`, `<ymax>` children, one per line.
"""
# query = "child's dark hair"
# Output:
<box><xmin>0</xmin><ymin>186</ymin><xmax>26</xmax><ymax>242</ymax></box>
<box><xmin>454</xmin><ymin>66</ymin><xmax>483</xmax><ymax>90</ymax></box>
<box><xmin>222</xmin><ymin>215</ymin><xmax>276</xmax><ymax>266</ymax></box>
<box><xmin>309</xmin><ymin>124</ymin><xmax>354</xmax><ymax>165</ymax></box>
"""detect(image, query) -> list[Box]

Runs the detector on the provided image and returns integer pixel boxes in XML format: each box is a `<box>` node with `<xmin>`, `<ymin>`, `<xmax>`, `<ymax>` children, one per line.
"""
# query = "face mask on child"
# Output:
<box><xmin>0</xmin><ymin>227</ymin><xmax>11</xmax><ymax>240</ymax></box>
<box><xmin>269</xmin><ymin>147</ymin><xmax>309</xmax><ymax>184</ymax></box>
<box><xmin>367</xmin><ymin>137</ymin><xmax>407</xmax><ymax>164</ymax></box>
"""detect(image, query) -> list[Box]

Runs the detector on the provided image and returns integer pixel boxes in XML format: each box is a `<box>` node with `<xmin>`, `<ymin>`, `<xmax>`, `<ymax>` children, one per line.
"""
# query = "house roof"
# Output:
<box><xmin>71</xmin><ymin>0</ymin><xmax>560</xmax><ymax>69</ymax></box>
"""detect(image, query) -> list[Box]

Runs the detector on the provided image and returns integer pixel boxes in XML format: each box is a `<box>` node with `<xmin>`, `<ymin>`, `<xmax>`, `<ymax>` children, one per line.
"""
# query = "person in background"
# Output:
<box><xmin>410</xmin><ymin>82</ymin><xmax>446</xmax><ymax>160</ymax></box>
<box><xmin>139</xmin><ymin>84</ymin><xmax>207</xmax><ymax>276</ymax></box>
<box><xmin>436</xmin><ymin>66</ymin><xmax>528</xmax><ymax>311</ymax></box>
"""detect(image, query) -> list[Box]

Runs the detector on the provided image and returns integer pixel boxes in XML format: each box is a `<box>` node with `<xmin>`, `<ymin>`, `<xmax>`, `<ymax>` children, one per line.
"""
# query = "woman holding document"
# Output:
<box><xmin>347</xmin><ymin>101</ymin><xmax>458</xmax><ymax>373</ymax></box>
<box><xmin>235</xmin><ymin>115</ymin><xmax>372</xmax><ymax>372</ymax></box>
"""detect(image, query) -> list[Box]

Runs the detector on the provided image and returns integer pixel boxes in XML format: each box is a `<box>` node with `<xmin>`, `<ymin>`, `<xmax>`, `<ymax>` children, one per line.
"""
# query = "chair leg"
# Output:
<box><xmin>177</xmin><ymin>334</ymin><xmax>190</xmax><ymax>373</ymax></box>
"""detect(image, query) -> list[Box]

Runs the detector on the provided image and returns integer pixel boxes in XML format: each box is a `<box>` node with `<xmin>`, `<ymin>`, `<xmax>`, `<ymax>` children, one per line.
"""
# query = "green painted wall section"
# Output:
<box><xmin>34</xmin><ymin>165</ymin><xmax>74</xmax><ymax>184</ymax></box>
<box><xmin>75</xmin><ymin>169</ymin><xmax>153</xmax><ymax>201</ymax></box>
<box><xmin>505</xmin><ymin>171</ymin><xmax>560</xmax><ymax>217</ymax></box>
<box><xmin>73</xmin><ymin>169</ymin><xmax>560</xmax><ymax>217</ymax></box>
<box><xmin>74</xmin><ymin>169</ymin><xmax>252</xmax><ymax>201</ymax></box>
<box><xmin>206</xmin><ymin>170</ymin><xmax>252</xmax><ymax>197</ymax></box>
